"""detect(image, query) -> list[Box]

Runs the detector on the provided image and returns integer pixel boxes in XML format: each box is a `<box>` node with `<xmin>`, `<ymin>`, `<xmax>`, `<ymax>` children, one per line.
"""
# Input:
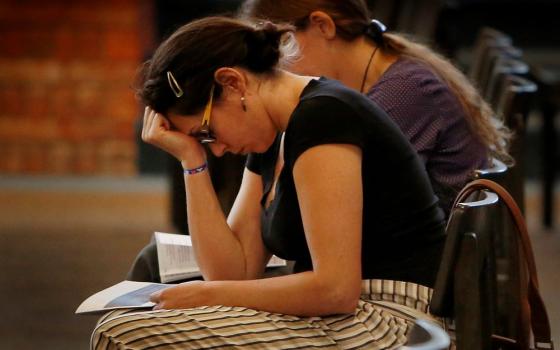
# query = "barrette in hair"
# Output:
<box><xmin>167</xmin><ymin>71</ymin><xmax>184</xmax><ymax>98</ymax></box>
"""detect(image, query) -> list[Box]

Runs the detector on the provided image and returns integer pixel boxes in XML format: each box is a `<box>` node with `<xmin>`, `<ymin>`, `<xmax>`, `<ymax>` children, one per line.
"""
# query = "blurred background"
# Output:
<box><xmin>0</xmin><ymin>0</ymin><xmax>558</xmax><ymax>348</ymax></box>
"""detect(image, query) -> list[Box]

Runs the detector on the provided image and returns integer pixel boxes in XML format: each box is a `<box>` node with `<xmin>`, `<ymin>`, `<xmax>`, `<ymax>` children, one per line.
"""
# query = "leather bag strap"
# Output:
<box><xmin>451</xmin><ymin>179</ymin><xmax>553</xmax><ymax>349</ymax></box>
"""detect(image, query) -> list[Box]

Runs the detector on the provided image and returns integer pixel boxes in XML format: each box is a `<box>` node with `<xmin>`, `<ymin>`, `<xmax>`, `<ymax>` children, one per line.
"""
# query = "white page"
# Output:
<box><xmin>268</xmin><ymin>254</ymin><xmax>287</xmax><ymax>267</ymax></box>
<box><xmin>76</xmin><ymin>281</ymin><xmax>170</xmax><ymax>314</ymax></box>
<box><xmin>155</xmin><ymin>232</ymin><xmax>200</xmax><ymax>283</ymax></box>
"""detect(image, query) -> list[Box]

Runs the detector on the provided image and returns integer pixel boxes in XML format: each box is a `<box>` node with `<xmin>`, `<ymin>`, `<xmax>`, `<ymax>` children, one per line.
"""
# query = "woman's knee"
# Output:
<box><xmin>126</xmin><ymin>242</ymin><xmax>160</xmax><ymax>282</ymax></box>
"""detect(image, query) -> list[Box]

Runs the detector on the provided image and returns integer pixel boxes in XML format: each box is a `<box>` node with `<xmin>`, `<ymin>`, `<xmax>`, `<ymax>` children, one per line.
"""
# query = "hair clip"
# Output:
<box><xmin>364</xmin><ymin>19</ymin><xmax>387</xmax><ymax>44</ymax></box>
<box><xmin>167</xmin><ymin>71</ymin><xmax>184</xmax><ymax>98</ymax></box>
<box><xmin>370</xmin><ymin>19</ymin><xmax>387</xmax><ymax>34</ymax></box>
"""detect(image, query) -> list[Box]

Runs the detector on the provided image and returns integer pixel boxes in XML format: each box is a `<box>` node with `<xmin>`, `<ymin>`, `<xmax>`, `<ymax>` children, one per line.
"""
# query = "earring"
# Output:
<box><xmin>241</xmin><ymin>96</ymin><xmax>247</xmax><ymax>112</ymax></box>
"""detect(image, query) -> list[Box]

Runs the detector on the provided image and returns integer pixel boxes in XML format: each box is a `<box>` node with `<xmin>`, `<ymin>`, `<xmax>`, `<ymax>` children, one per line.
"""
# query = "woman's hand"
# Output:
<box><xmin>141</xmin><ymin>106</ymin><xmax>206</xmax><ymax>167</ymax></box>
<box><xmin>150</xmin><ymin>280</ymin><xmax>209</xmax><ymax>310</ymax></box>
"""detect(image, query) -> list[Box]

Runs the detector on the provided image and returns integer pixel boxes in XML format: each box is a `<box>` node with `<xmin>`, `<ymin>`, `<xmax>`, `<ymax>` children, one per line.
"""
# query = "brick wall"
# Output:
<box><xmin>0</xmin><ymin>0</ymin><xmax>152</xmax><ymax>175</ymax></box>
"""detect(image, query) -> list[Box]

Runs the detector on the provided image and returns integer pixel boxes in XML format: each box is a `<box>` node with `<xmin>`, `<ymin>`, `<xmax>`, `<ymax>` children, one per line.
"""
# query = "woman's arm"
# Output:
<box><xmin>142</xmin><ymin>107</ymin><xmax>268</xmax><ymax>280</ymax></box>
<box><xmin>183</xmin><ymin>164</ymin><xmax>270</xmax><ymax>280</ymax></box>
<box><xmin>152</xmin><ymin>144</ymin><xmax>364</xmax><ymax>316</ymax></box>
<box><xmin>227</xmin><ymin>168</ymin><xmax>272</xmax><ymax>279</ymax></box>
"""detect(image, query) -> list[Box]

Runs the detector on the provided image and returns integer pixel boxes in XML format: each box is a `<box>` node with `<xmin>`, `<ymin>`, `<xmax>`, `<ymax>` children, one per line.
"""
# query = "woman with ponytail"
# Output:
<box><xmin>241</xmin><ymin>0</ymin><xmax>511</xmax><ymax>216</ymax></box>
<box><xmin>91</xmin><ymin>16</ymin><xmax>447</xmax><ymax>349</ymax></box>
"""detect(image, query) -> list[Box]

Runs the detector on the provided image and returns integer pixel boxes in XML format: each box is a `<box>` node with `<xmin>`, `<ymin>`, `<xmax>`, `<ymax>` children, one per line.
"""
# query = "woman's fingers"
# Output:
<box><xmin>149</xmin><ymin>290</ymin><xmax>162</xmax><ymax>303</ymax></box>
<box><xmin>142</xmin><ymin>108</ymin><xmax>167</xmax><ymax>144</ymax></box>
<box><xmin>141</xmin><ymin>106</ymin><xmax>149</xmax><ymax>140</ymax></box>
<box><xmin>142</xmin><ymin>106</ymin><xmax>158</xmax><ymax>142</ymax></box>
<box><xmin>145</xmin><ymin>108</ymin><xmax>158</xmax><ymax>141</ymax></box>
<box><xmin>150</xmin><ymin>290</ymin><xmax>168</xmax><ymax>310</ymax></box>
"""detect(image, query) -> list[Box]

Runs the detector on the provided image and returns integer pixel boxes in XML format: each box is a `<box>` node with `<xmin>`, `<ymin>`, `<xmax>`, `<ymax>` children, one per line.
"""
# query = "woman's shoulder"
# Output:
<box><xmin>284</xmin><ymin>78</ymin><xmax>414</xmax><ymax>156</ymax></box>
<box><xmin>290</xmin><ymin>78</ymin><xmax>401</xmax><ymax>139</ymax></box>
<box><xmin>376</xmin><ymin>58</ymin><xmax>450</xmax><ymax>94</ymax></box>
<box><xmin>370</xmin><ymin>58</ymin><xmax>461</xmax><ymax>110</ymax></box>
<box><xmin>299</xmin><ymin>77</ymin><xmax>387</xmax><ymax>118</ymax></box>
<box><xmin>300</xmin><ymin>77</ymin><xmax>364</xmax><ymax>104</ymax></box>
<box><xmin>381</xmin><ymin>58</ymin><xmax>438</xmax><ymax>81</ymax></box>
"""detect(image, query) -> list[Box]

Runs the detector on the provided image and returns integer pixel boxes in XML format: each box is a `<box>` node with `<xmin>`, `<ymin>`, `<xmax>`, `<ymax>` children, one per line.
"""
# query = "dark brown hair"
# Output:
<box><xmin>136</xmin><ymin>16</ymin><xmax>294</xmax><ymax>116</ymax></box>
<box><xmin>240</xmin><ymin>0</ymin><xmax>511</xmax><ymax>163</ymax></box>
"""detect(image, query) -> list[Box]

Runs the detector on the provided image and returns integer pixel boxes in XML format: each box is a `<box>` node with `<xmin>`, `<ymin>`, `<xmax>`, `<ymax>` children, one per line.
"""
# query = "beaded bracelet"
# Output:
<box><xmin>183</xmin><ymin>162</ymin><xmax>208</xmax><ymax>175</ymax></box>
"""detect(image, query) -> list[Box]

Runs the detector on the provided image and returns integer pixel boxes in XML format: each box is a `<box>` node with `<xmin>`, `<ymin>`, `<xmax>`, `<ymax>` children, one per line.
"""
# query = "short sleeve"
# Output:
<box><xmin>284</xmin><ymin>96</ymin><xmax>368</xmax><ymax>170</ymax></box>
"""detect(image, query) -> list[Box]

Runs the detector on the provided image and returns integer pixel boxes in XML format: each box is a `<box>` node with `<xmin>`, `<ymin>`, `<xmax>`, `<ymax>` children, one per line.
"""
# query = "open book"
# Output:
<box><xmin>155</xmin><ymin>231</ymin><xmax>201</xmax><ymax>283</ymax></box>
<box><xmin>155</xmin><ymin>231</ymin><xmax>287</xmax><ymax>283</ymax></box>
<box><xmin>75</xmin><ymin>280</ymin><xmax>170</xmax><ymax>314</ymax></box>
<box><xmin>76</xmin><ymin>232</ymin><xmax>288</xmax><ymax>314</ymax></box>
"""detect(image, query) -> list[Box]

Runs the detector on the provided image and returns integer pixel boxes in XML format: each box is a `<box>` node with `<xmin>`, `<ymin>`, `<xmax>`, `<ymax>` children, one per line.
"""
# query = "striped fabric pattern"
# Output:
<box><xmin>91</xmin><ymin>280</ymin><xmax>443</xmax><ymax>350</ymax></box>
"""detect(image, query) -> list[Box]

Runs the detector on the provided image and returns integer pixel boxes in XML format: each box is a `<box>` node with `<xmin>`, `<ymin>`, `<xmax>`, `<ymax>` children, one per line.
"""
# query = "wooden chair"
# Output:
<box><xmin>485</xmin><ymin>57</ymin><xmax>530</xmax><ymax>109</ymax></box>
<box><xmin>473</xmin><ymin>157</ymin><xmax>508</xmax><ymax>183</ymax></box>
<box><xmin>530</xmin><ymin>57</ymin><xmax>560</xmax><ymax>227</ymax></box>
<box><xmin>430</xmin><ymin>180</ymin><xmax>553</xmax><ymax>350</ymax></box>
<box><xmin>468</xmin><ymin>27</ymin><xmax>522</xmax><ymax>89</ymax></box>
<box><xmin>477</xmin><ymin>45</ymin><xmax>524</xmax><ymax>95</ymax></box>
<box><xmin>468</xmin><ymin>27</ymin><xmax>512</xmax><ymax>81</ymax></box>
<box><xmin>400</xmin><ymin>320</ymin><xmax>450</xmax><ymax>350</ymax></box>
<box><xmin>430</xmin><ymin>187</ymin><xmax>500</xmax><ymax>349</ymax></box>
<box><xmin>494</xmin><ymin>75</ymin><xmax>538</xmax><ymax>212</ymax></box>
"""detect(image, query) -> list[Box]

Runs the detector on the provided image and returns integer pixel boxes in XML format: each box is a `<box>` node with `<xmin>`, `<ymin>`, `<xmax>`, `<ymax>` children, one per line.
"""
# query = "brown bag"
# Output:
<box><xmin>452</xmin><ymin>179</ymin><xmax>554</xmax><ymax>350</ymax></box>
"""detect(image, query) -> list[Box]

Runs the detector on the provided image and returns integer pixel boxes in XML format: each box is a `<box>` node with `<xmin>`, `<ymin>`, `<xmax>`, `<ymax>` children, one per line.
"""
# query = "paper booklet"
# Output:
<box><xmin>154</xmin><ymin>231</ymin><xmax>287</xmax><ymax>283</ymax></box>
<box><xmin>75</xmin><ymin>280</ymin><xmax>170</xmax><ymax>314</ymax></box>
<box><xmin>76</xmin><ymin>232</ymin><xmax>287</xmax><ymax>314</ymax></box>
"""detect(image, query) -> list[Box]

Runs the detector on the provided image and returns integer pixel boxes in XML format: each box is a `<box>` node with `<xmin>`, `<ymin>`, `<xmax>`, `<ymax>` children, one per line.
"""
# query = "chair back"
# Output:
<box><xmin>472</xmin><ymin>157</ymin><xmax>508</xmax><ymax>183</ymax></box>
<box><xmin>496</xmin><ymin>75</ymin><xmax>538</xmax><ymax>212</ymax></box>
<box><xmin>473</xmin><ymin>27</ymin><xmax>513</xmax><ymax>48</ymax></box>
<box><xmin>469</xmin><ymin>28</ymin><xmax>511</xmax><ymax>80</ymax></box>
<box><xmin>400</xmin><ymin>320</ymin><xmax>451</xmax><ymax>350</ymax></box>
<box><xmin>430</xmin><ymin>188</ymin><xmax>500</xmax><ymax>349</ymax></box>
<box><xmin>469</xmin><ymin>27</ymin><xmax>520</xmax><ymax>87</ymax></box>
<box><xmin>495</xmin><ymin>75</ymin><xmax>538</xmax><ymax>122</ymax></box>
<box><xmin>430</xmin><ymin>180</ymin><xmax>553</xmax><ymax>350</ymax></box>
<box><xmin>477</xmin><ymin>45</ymin><xmax>524</xmax><ymax>94</ymax></box>
<box><xmin>485</xmin><ymin>57</ymin><xmax>530</xmax><ymax>108</ymax></box>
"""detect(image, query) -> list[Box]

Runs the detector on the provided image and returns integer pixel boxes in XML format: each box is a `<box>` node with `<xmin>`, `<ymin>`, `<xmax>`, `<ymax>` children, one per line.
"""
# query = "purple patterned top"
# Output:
<box><xmin>366</xmin><ymin>58</ymin><xmax>488</xmax><ymax>214</ymax></box>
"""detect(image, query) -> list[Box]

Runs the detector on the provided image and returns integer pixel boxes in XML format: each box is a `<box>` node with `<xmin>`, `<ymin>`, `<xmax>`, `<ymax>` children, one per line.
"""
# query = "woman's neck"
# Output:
<box><xmin>259</xmin><ymin>71</ymin><xmax>314</xmax><ymax>132</ymax></box>
<box><xmin>333</xmin><ymin>36</ymin><xmax>398</xmax><ymax>93</ymax></box>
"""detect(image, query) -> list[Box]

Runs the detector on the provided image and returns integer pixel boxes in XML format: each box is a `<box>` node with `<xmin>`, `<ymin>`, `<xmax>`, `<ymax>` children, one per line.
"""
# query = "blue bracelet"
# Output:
<box><xmin>183</xmin><ymin>162</ymin><xmax>208</xmax><ymax>175</ymax></box>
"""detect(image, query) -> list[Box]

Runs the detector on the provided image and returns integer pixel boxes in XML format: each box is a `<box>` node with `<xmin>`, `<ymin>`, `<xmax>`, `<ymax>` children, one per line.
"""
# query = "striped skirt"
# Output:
<box><xmin>91</xmin><ymin>280</ymin><xmax>444</xmax><ymax>350</ymax></box>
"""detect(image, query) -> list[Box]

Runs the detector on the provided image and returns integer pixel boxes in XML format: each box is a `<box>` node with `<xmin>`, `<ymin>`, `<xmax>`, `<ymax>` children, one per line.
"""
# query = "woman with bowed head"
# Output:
<box><xmin>91</xmin><ymin>16</ymin><xmax>447</xmax><ymax>349</ymax></box>
<box><xmin>241</xmin><ymin>0</ymin><xmax>511</xmax><ymax>216</ymax></box>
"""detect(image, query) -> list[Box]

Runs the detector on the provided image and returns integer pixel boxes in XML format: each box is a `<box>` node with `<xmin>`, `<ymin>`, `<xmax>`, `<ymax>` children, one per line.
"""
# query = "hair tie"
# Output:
<box><xmin>364</xmin><ymin>19</ymin><xmax>387</xmax><ymax>44</ymax></box>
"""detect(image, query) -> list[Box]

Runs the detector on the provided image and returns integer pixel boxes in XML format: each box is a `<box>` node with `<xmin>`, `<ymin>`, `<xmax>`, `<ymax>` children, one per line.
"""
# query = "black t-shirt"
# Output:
<box><xmin>246</xmin><ymin>78</ymin><xmax>445</xmax><ymax>287</ymax></box>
